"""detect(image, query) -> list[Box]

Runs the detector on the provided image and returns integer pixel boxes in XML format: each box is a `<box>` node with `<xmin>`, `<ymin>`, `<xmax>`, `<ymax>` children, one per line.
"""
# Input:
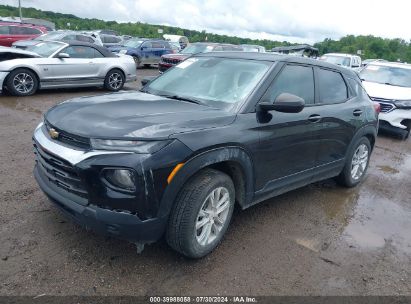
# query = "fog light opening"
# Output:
<box><xmin>104</xmin><ymin>169</ymin><xmax>136</xmax><ymax>191</ymax></box>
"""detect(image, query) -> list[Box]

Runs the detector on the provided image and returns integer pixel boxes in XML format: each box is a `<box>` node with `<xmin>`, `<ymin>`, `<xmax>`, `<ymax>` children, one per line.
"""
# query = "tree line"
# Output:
<box><xmin>1</xmin><ymin>4</ymin><xmax>410</xmax><ymax>62</ymax></box>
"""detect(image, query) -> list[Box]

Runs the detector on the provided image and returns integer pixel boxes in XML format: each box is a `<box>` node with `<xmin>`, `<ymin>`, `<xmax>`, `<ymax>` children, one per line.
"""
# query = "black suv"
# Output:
<box><xmin>33</xmin><ymin>53</ymin><xmax>378</xmax><ymax>258</ymax></box>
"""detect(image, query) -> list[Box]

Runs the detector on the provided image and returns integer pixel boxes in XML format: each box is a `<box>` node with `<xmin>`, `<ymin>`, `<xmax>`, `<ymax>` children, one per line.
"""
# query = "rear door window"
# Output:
<box><xmin>76</xmin><ymin>35</ymin><xmax>95</xmax><ymax>43</ymax></box>
<box><xmin>317</xmin><ymin>68</ymin><xmax>348</xmax><ymax>104</ymax></box>
<box><xmin>0</xmin><ymin>25</ymin><xmax>10</xmax><ymax>34</ymax></box>
<box><xmin>264</xmin><ymin>64</ymin><xmax>315</xmax><ymax>104</ymax></box>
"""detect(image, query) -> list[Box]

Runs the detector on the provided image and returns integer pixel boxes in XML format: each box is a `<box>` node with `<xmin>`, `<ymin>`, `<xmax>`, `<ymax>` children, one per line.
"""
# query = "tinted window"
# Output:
<box><xmin>0</xmin><ymin>25</ymin><xmax>10</xmax><ymax>34</ymax></box>
<box><xmin>9</xmin><ymin>26</ymin><xmax>41</xmax><ymax>35</ymax></box>
<box><xmin>318</xmin><ymin>69</ymin><xmax>348</xmax><ymax>104</ymax></box>
<box><xmin>76</xmin><ymin>35</ymin><xmax>94</xmax><ymax>43</ymax></box>
<box><xmin>62</xmin><ymin>46</ymin><xmax>98</xmax><ymax>58</ymax></box>
<box><xmin>61</xmin><ymin>34</ymin><xmax>76</xmax><ymax>41</ymax></box>
<box><xmin>151</xmin><ymin>41</ymin><xmax>163</xmax><ymax>48</ymax></box>
<box><xmin>266</xmin><ymin>65</ymin><xmax>315</xmax><ymax>104</ymax></box>
<box><xmin>141</xmin><ymin>41</ymin><xmax>152</xmax><ymax>48</ymax></box>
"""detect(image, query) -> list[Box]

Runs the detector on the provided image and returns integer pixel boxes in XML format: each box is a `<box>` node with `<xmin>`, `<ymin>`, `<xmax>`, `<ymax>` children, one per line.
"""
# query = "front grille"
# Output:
<box><xmin>161</xmin><ymin>57</ymin><xmax>182</xmax><ymax>65</ymax></box>
<box><xmin>370</xmin><ymin>97</ymin><xmax>396</xmax><ymax>113</ymax></box>
<box><xmin>33</xmin><ymin>141</ymin><xmax>88</xmax><ymax>199</ymax></box>
<box><xmin>44</xmin><ymin>121</ymin><xmax>91</xmax><ymax>149</ymax></box>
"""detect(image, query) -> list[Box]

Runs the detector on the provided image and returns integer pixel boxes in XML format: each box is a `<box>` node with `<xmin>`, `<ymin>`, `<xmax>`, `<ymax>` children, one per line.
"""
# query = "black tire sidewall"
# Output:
<box><xmin>104</xmin><ymin>69</ymin><xmax>124</xmax><ymax>91</ymax></box>
<box><xmin>168</xmin><ymin>169</ymin><xmax>235</xmax><ymax>258</ymax></box>
<box><xmin>6</xmin><ymin>69</ymin><xmax>38</xmax><ymax>96</ymax></box>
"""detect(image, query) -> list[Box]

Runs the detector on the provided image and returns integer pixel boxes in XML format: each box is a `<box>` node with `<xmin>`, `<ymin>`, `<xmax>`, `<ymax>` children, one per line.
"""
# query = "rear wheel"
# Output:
<box><xmin>166</xmin><ymin>169</ymin><xmax>235</xmax><ymax>258</ymax></box>
<box><xmin>133</xmin><ymin>56</ymin><xmax>141</xmax><ymax>68</ymax></box>
<box><xmin>336</xmin><ymin>137</ymin><xmax>371</xmax><ymax>187</ymax></box>
<box><xmin>104</xmin><ymin>69</ymin><xmax>124</xmax><ymax>91</ymax></box>
<box><xmin>6</xmin><ymin>68</ymin><xmax>38</xmax><ymax>96</ymax></box>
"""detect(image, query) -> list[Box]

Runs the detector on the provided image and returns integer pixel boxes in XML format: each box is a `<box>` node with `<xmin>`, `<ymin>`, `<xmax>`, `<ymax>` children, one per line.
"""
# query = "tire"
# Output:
<box><xmin>104</xmin><ymin>69</ymin><xmax>125</xmax><ymax>91</ymax></box>
<box><xmin>401</xmin><ymin>121</ymin><xmax>411</xmax><ymax>140</ymax></box>
<box><xmin>336</xmin><ymin>137</ymin><xmax>371</xmax><ymax>187</ymax></box>
<box><xmin>6</xmin><ymin>68</ymin><xmax>38</xmax><ymax>96</ymax></box>
<box><xmin>132</xmin><ymin>56</ymin><xmax>141</xmax><ymax>68</ymax></box>
<box><xmin>166</xmin><ymin>168</ymin><xmax>235</xmax><ymax>258</ymax></box>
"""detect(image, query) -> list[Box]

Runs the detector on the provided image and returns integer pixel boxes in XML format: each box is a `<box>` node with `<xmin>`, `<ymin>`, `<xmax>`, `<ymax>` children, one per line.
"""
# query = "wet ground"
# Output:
<box><xmin>0</xmin><ymin>67</ymin><xmax>410</xmax><ymax>296</ymax></box>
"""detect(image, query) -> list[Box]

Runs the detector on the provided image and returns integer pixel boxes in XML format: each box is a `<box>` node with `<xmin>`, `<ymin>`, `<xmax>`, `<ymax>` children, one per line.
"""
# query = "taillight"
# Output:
<box><xmin>373</xmin><ymin>102</ymin><xmax>381</xmax><ymax>114</ymax></box>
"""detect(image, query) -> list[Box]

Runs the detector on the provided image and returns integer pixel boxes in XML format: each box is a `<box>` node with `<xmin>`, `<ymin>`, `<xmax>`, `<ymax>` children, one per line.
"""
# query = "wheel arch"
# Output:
<box><xmin>106</xmin><ymin>67</ymin><xmax>126</xmax><ymax>80</ymax></box>
<box><xmin>348</xmin><ymin>124</ymin><xmax>377</xmax><ymax>155</ymax></box>
<box><xmin>5</xmin><ymin>66</ymin><xmax>41</xmax><ymax>89</ymax></box>
<box><xmin>158</xmin><ymin>146</ymin><xmax>255</xmax><ymax>218</ymax></box>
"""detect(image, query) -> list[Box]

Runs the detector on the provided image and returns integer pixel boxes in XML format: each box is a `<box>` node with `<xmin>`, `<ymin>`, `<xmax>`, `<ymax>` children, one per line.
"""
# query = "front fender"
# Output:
<box><xmin>157</xmin><ymin>146</ymin><xmax>255</xmax><ymax>218</ymax></box>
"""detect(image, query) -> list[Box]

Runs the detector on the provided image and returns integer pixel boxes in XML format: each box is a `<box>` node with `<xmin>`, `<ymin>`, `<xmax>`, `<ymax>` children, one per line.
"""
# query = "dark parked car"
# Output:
<box><xmin>0</xmin><ymin>22</ymin><xmax>47</xmax><ymax>47</ymax></box>
<box><xmin>100</xmin><ymin>34</ymin><xmax>124</xmax><ymax>48</ymax></box>
<box><xmin>109</xmin><ymin>38</ymin><xmax>172</xmax><ymax>67</ymax></box>
<box><xmin>33</xmin><ymin>53</ymin><xmax>378</xmax><ymax>258</ymax></box>
<box><xmin>158</xmin><ymin>42</ymin><xmax>243</xmax><ymax>72</ymax></box>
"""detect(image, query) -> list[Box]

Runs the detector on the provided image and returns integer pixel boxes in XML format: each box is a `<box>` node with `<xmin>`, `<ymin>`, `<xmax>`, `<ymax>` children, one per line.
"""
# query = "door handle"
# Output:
<box><xmin>353</xmin><ymin>109</ymin><xmax>363</xmax><ymax>116</ymax></box>
<box><xmin>308</xmin><ymin>114</ymin><xmax>322</xmax><ymax>123</ymax></box>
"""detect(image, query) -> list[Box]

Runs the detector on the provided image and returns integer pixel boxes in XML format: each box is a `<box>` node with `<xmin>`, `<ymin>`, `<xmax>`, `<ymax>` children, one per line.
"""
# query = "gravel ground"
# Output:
<box><xmin>0</xmin><ymin>67</ymin><xmax>410</xmax><ymax>296</ymax></box>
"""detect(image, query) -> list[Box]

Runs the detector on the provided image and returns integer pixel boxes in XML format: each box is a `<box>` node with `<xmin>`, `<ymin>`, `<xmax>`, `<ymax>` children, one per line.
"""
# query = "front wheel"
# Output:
<box><xmin>336</xmin><ymin>137</ymin><xmax>371</xmax><ymax>187</ymax></box>
<box><xmin>6</xmin><ymin>68</ymin><xmax>38</xmax><ymax>96</ymax></box>
<box><xmin>166</xmin><ymin>169</ymin><xmax>235</xmax><ymax>258</ymax></box>
<box><xmin>104</xmin><ymin>69</ymin><xmax>124</xmax><ymax>91</ymax></box>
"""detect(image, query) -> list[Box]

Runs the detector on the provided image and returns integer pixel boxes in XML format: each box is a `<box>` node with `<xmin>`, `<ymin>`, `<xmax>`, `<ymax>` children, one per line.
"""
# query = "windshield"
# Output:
<box><xmin>34</xmin><ymin>32</ymin><xmax>64</xmax><ymax>41</ymax></box>
<box><xmin>145</xmin><ymin>57</ymin><xmax>271</xmax><ymax>109</ymax></box>
<box><xmin>321</xmin><ymin>55</ymin><xmax>351</xmax><ymax>67</ymax></box>
<box><xmin>26</xmin><ymin>42</ymin><xmax>63</xmax><ymax>57</ymax></box>
<box><xmin>180</xmin><ymin>44</ymin><xmax>214</xmax><ymax>54</ymax></box>
<box><xmin>123</xmin><ymin>39</ymin><xmax>144</xmax><ymax>48</ymax></box>
<box><xmin>360</xmin><ymin>65</ymin><xmax>411</xmax><ymax>87</ymax></box>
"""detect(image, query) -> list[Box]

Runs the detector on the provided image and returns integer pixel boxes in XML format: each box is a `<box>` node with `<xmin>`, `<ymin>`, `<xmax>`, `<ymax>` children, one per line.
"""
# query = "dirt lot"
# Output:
<box><xmin>0</xmin><ymin>67</ymin><xmax>410</xmax><ymax>296</ymax></box>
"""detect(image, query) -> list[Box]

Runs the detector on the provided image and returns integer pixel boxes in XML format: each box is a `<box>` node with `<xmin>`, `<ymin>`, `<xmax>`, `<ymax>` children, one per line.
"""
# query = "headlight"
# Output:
<box><xmin>394</xmin><ymin>100</ymin><xmax>411</xmax><ymax>109</ymax></box>
<box><xmin>91</xmin><ymin>139</ymin><xmax>171</xmax><ymax>153</ymax></box>
<box><xmin>103</xmin><ymin>169</ymin><xmax>136</xmax><ymax>191</ymax></box>
<box><xmin>119</xmin><ymin>49</ymin><xmax>128</xmax><ymax>54</ymax></box>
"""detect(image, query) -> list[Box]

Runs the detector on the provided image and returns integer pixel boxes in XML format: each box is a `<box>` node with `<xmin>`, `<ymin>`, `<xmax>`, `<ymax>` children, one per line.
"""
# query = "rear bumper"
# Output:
<box><xmin>34</xmin><ymin>164</ymin><xmax>167</xmax><ymax>243</ymax></box>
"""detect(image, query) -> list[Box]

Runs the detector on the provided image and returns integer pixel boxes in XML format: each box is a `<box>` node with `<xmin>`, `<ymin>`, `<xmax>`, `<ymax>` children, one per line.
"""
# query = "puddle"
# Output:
<box><xmin>343</xmin><ymin>193</ymin><xmax>411</xmax><ymax>254</ymax></box>
<box><xmin>0</xmin><ymin>97</ymin><xmax>42</xmax><ymax>114</ymax></box>
<box><xmin>377</xmin><ymin>165</ymin><xmax>399</xmax><ymax>174</ymax></box>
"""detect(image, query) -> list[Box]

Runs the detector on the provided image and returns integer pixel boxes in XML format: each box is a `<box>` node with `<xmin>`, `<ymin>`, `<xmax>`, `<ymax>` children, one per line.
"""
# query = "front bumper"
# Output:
<box><xmin>34</xmin><ymin>164</ymin><xmax>167</xmax><ymax>243</ymax></box>
<box><xmin>158</xmin><ymin>63</ymin><xmax>173</xmax><ymax>73</ymax></box>
<box><xmin>379</xmin><ymin>109</ymin><xmax>411</xmax><ymax>130</ymax></box>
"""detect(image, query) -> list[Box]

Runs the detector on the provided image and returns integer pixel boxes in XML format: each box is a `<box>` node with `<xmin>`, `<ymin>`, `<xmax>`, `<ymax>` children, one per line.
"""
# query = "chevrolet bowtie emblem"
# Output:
<box><xmin>49</xmin><ymin>128</ymin><xmax>59</xmax><ymax>139</ymax></box>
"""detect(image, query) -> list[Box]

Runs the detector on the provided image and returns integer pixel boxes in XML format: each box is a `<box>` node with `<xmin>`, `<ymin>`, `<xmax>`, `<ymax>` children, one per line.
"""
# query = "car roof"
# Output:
<box><xmin>63</xmin><ymin>41</ymin><xmax>117</xmax><ymax>57</ymax></box>
<box><xmin>368</xmin><ymin>61</ymin><xmax>411</xmax><ymax>70</ymax></box>
<box><xmin>195</xmin><ymin>52</ymin><xmax>359</xmax><ymax>77</ymax></box>
<box><xmin>323</xmin><ymin>53</ymin><xmax>358</xmax><ymax>58</ymax></box>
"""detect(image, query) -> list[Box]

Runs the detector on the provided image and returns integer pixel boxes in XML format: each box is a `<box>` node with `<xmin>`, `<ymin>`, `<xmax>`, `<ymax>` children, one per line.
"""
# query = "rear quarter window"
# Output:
<box><xmin>0</xmin><ymin>25</ymin><xmax>10</xmax><ymax>34</ymax></box>
<box><xmin>317</xmin><ymin>68</ymin><xmax>348</xmax><ymax>104</ymax></box>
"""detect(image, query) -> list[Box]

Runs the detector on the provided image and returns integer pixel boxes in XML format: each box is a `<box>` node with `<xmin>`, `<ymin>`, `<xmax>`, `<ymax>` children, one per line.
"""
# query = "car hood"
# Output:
<box><xmin>162</xmin><ymin>53</ymin><xmax>190</xmax><ymax>60</ymax></box>
<box><xmin>45</xmin><ymin>91</ymin><xmax>236</xmax><ymax>139</ymax></box>
<box><xmin>362</xmin><ymin>81</ymin><xmax>411</xmax><ymax>100</ymax></box>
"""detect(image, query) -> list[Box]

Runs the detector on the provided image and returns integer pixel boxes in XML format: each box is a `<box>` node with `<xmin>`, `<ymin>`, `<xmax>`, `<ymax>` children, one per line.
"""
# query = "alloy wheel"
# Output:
<box><xmin>195</xmin><ymin>187</ymin><xmax>231</xmax><ymax>246</ymax></box>
<box><xmin>351</xmin><ymin>143</ymin><xmax>369</xmax><ymax>180</ymax></box>
<box><xmin>108</xmin><ymin>73</ymin><xmax>123</xmax><ymax>90</ymax></box>
<box><xmin>13</xmin><ymin>73</ymin><xmax>34</xmax><ymax>94</ymax></box>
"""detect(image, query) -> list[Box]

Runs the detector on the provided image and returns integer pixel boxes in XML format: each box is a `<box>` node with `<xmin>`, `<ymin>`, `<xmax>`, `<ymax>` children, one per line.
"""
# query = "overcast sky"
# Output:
<box><xmin>3</xmin><ymin>0</ymin><xmax>410</xmax><ymax>43</ymax></box>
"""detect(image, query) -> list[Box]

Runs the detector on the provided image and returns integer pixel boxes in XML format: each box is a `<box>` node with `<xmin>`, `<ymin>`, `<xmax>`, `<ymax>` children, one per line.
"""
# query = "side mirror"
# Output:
<box><xmin>56</xmin><ymin>52</ymin><xmax>70</xmax><ymax>59</ymax></box>
<box><xmin>259</xmin><ymin>93</ymin><xmax>305</xmax><ymax>113</ymax></box>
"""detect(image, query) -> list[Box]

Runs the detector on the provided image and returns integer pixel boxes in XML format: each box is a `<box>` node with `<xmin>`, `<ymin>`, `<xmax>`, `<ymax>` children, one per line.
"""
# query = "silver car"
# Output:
<box><xmin>0</xmin><ymin>41</ymin><xmax>137</xmax><ymax>96</ymax></box>
<box><xmin>12</xmin><ymin>31</ymin><xmax>103</xmax><ymax>49</ymax></box>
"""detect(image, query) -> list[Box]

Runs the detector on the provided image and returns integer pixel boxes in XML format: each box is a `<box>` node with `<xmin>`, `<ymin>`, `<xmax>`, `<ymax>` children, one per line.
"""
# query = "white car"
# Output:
<box><xmin>360</xmin><ymin>61</ymin><xmax>411</xmax><ymax>139</ymax></box>
<box><xmin>320</xmin><ymin>53</ymin><xmax>362</xmax><ymax>70</ymax></box>
<box><xmin>0</xmin><ymin>41</ymin><xmax>137</xmax><ymax>96</ymax></box>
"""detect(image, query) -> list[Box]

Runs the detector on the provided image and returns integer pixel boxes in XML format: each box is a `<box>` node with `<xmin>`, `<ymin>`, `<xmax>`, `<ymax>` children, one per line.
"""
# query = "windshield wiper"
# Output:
<box><xmin>159</xmin><ymin>94</ymin><xmax>203</xmax><ymax>105</ymax></box>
